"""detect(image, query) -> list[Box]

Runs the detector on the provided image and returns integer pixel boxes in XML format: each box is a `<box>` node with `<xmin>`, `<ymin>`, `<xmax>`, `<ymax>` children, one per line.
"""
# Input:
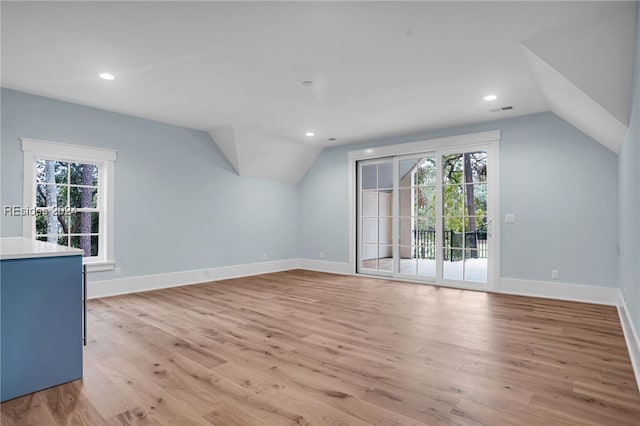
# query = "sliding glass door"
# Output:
<box><xmin>356</xmin><ymin>143</ymin><xmax>494</xmax><ymax>288</ymax></box>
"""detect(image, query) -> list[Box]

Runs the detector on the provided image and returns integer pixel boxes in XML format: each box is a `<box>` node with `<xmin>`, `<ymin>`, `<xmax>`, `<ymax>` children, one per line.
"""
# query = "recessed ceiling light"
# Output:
<box><xmin>99</xmin><ymin>72</ymin><xmax>115</xmax><ymax>80</ymax></box>
<box><xmin>305</xmin><ymin>132</ymin><xmax>315</xmax><ymax>137</ymax></box>
<box><xmin>365</xmin><ymin>149</ymin><xmax>373</xmax><ymax>154</ymax></box>
<box><xmin>483</xmin><ymin>94</ymin><xmax>497</xmax><ymax>101</ymax></box>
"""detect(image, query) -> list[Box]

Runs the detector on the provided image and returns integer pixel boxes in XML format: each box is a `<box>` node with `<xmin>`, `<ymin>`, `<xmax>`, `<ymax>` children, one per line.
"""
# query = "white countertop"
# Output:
<box><xmin>1</xmin><ymin>237</ymin><xmax>84</xmax><ymax>260</ymax></box>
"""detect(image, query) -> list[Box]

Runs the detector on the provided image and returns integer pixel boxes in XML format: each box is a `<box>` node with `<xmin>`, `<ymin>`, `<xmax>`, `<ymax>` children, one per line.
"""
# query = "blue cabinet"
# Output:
<box><xmin>1</xmin><ymin>254</ymin><xmax>83</xmax><ymax>402</ymax></box>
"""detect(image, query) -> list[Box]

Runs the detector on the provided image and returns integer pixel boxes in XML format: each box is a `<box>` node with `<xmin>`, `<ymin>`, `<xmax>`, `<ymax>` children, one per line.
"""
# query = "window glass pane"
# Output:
<box><xmin>36</xmin><ymin>210</ymin><xmax>68</xmax><ymax>235</ymax></box>
<box><xmin>444</xmin><ymin>246</ymin><xmax>464</xmax><ymax>262</ymax></box>
<box><xmin>399</xmin><ymin>188</ymin><xmax>414</xmax><ymax>217</ymax></box>
<box><xmin>399</xmin><ymin>217</ymin><xmax>412</xmax><ymax>247</ymax></box>
<box><xmin>378</xmin><ymin>163</ymin><xmax>393</xmax><ymax>189</ymax></box>
<box><xmin>362</xmin><ymin>244</ymin><xmax>378</xmax><ymax>267</ymax></box>
<box><xmin>57</xmin><ymin>186</ymin><xmax>68</xmax><ymax>207</ymax></box>
<box><xmin>444</xmin><ymin>153</ymin><xmax>486</xmax><ymax>184</ymax></box>
<box><xmin>443</xmin><ymin>184</ymin><xmax>464</xmax><ymax>216</ymax></box>
<box><xmin>466</xmin><ymin>151</ymin><xmax>487</xmax><ymax>183</ymax></box>
<box><xmin>399</xmin><ymin>245</ymin><xmax>414</xmax><ymax>259</ymax></box>
<box><xmin>362</xmin><ymin>218</ymin><xmax>378</xmax><ymax>244</ymax></box>
<box><xmin>378</xmin><ymin>246</ymin><xmax>392</xmax><ymax>271</ymax></box>
<box><xmin>399</xmin><ymin>159</ymin><xmax>419</xmax><ymax>188</ymax></box>
<box><xmin>472</xmin><ymin>225</ymin><xmax>488</xmax><ymax>258</ymax></box>
<box><xmin>362</xmin><ymin>191</ymin><xmax>377</xmax><ymax>217</ymax></box>
<box><xmin>35</xmin><ymin>210</ymin><xmax>47</xmax><ymax>234</ymax></box>
<box><xmin>464</xmin><ymin>250</ymin><xmax>487</xmax><ymax>283</ymax></box>
<box><xmin>379</xmin><ymin>218</ymin><xmax>392</xmax><ymax>245</ymax></box>
<box><xmin>70</xmin><ymin>186</ymin><xmax>98</xmax><ymax>209</ymax></box>
<box><xmin>361</xmin><ymin>164</ymin><xmax>377</xmax><ymax>190</ymax></box>
<box><xmin>416</xmin><ymin>216</ymin><xmax>434</xmax><ymax>232</ymax></box>
<box><xmin>443</xmin><ymin>154</ymin><xmax>463</xmax><ymax>184</ymax></box>
<box><xmin>70</xmin><ymin>163</ymin><xmax>98</xmax><ymax>186</ymax></box>
<box><xmin>414</xmin><ymin>227</ymin><xmax>436</xmax><ymax>260</ymax></box>
<box><xmin>58</xmin><ymin>235</ymin><xmax>70</xmax><ymax>247</ymax></box>
<box><xmin>416</xmin><ymin>157</ymin><xmax>436</xmax><ymax>185</ymax></box>
<box><xmin>443</xmin><ymin>255</ymin><xmax>464</xmax><ymax>280</ymax></box>
<box><xmin>36</xmin><ymin>184</ymin><xmax>67</xmax><ymax>208</ymax></box>
<box><xmin>399</xmin><ymin>257</ymin><xmax>417</xmax><ymax>275</ymax></box>
<box><xmin>417</xmin><ymin>186</ymin><xmax>436</xmax><ymax>224</ymax></box>
<box><xmin>71</xmin><ymin>235</ymin><xmax>98</xmax><ymax>257</ymax></box>
<box><xmin>70</xmin><ymin>212</ymin><xmax>99</xmax><ymax>234</ymax></box>
<box><xmin>469</xmin><ymin>214</ymin><xmax>488</xmax><ymax>232</ymax></box>
<box><xmin>36</xmin><ymin>185</ymin><xmax>48</xmax><ymax>208</ymax></box>
<box><xmin>418</xmin><ymin>258</ymin><xmax>436</xmax><ymax>278</ymax></box>
<box><xmin>465</xmin><ymin>183</ymin><xmax>486</xmax><ymax>217</ymax></box>
<box><xmin>91</xmin><ymin>235</ymin><xmax>99</xmax><ymax>257</ymax></box>
<box><xmin>465</xmin><ymin>227</ymin><xmax>480</xmax><ymax>251</ymax></box>
<box><xmin>378</xmin><ymin>262</ymin><xmax>392</xmax><ymax>272</ymax></box>
<box><xmin>36</xmin><ymin>160</ymin><xmax>67</xmax><ymax>184</ymax></box>
<box><xmin>378</xmin><ymin>190</ymin><xmax>393</xmax><ymax>216</ymax></box>
<box><xmin>443</xmin><ymin>217</ymin><xmax>464</xmax><ymax>249</ymax></box>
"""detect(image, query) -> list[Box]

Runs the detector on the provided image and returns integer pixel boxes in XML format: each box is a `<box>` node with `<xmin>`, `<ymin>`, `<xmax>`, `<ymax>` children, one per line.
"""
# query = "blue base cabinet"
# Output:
<box><xmin>1</xmin><ymin>255</ymin><xmax>83</xmax><ymax>402</ymax></box>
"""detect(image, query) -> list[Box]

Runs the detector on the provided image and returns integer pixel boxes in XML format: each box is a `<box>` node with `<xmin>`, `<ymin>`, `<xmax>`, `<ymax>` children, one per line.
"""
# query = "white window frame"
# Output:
<box><xmin>22</xmin><ymin>138</ymin><xmax>117</xmax><ymax>272</ymax></box>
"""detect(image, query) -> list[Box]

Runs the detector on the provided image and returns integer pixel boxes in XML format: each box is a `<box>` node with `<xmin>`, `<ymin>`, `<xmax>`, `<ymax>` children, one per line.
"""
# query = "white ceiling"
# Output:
<box><xmin>2</xmin><ymin>1</ymin><xmax>635</xmax><ymax>180</ymax></box>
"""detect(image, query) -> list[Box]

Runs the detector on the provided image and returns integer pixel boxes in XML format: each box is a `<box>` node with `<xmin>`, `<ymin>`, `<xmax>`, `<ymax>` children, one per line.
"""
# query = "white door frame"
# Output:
<box><xmin>348</xmin><ymin>130</ymin><xmax>501</xmax><ymax>291</ymax></box>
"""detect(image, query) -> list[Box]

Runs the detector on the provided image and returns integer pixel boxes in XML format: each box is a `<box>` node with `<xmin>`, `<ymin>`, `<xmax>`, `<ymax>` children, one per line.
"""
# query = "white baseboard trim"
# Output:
<box><xmin>499</xmin><ymin>277</ymin><xmax>619</xmax><ymax>306</ymax></box>
<box><xmin>88</xmin><ymin>259</ymin><xmax>298</xmax><ymax>299</ymax></box>
<box><xmin>617</xmin><ymin>290</ymin><xmax>640</xmax><ymax>393</ymax></box>
<box><xmin>294</xmin><ymin>261</ymin><xmax>620</xmax><ymax>306</ymax></box>
<box><xmin>297</xmin><ymin>259</ymin><xmax>351</xmax><ymax>275</ymax></box>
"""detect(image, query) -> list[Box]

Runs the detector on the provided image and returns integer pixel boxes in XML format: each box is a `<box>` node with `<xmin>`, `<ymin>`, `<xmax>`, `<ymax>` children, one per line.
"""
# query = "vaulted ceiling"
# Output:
<box><xmin>2</xmin><ymin>1</ymin><xmax>635</xmax><ymax>181</ymax></box>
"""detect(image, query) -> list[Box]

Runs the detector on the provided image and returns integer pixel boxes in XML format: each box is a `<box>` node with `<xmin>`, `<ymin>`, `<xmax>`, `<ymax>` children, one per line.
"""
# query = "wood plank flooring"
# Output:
<box><xmin>2</xmin><ymin>270</ymin><xmax>639</xmax><ymax>425</ymax></box>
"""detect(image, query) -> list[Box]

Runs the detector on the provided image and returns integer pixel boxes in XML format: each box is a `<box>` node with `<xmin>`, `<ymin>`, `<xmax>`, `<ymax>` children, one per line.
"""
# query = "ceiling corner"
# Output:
<box><xmin>209</xmin><ymin>126</ymin><xmax>241</xmax><ymax>175</ymax></box>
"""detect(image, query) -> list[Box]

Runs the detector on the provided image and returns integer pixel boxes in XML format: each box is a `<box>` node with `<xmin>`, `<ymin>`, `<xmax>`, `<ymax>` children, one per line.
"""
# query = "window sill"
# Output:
<box><xmin>83</xmin><ymin>261</ymin><xmax>116</xmax><ymax>272</ymax></box>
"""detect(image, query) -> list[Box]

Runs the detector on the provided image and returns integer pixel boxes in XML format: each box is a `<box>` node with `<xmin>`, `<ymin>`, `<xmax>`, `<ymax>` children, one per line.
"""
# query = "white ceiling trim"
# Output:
<box><xmin>524</xmin><ymin>46</ymin><xmax>628</xmax><ymax>153</ymax></box>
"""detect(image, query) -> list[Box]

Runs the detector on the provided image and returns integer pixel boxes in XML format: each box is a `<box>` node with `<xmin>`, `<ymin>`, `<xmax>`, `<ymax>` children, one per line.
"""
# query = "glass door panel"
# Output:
<box><xmin>397</xmin><ymin>155</ymin><xmax>436</xmax><ymax>280</ymax></box>
<box><xmin>441</xmin><ymin>151</ymin><xmax>488</xmax><ymax>283</ymax></box>
<box><xmin>358</xmin><ymin>159</ymin><xmax>394</xmax><ymax>274</ymax></box>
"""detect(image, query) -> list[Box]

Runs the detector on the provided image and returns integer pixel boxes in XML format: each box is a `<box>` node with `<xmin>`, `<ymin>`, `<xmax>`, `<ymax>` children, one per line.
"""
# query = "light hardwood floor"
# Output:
<box><xmin>2</xmin><ymin>270</ymin><xmax>639</xmax><ymax>425</ymax></box>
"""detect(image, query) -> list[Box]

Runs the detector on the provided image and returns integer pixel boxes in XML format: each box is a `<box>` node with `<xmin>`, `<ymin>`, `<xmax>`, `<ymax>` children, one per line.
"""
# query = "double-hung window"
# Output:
<box><xmin>22</xmin><ymin>138</ymin><xmax>117</xmax><ymax>270</ymax></box>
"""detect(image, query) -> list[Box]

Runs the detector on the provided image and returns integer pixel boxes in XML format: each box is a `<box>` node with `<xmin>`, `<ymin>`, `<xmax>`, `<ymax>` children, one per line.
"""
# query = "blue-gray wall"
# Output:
<box><xmin>1</xmin><ymin>89</ymin><xmax>299</xmax><ymax>282</ymax></box>
<box><xmin>299</xmin><ymin>112</ymin><xmax>619</xmax><ymax>288</ymax></box>
<box><xmin>1</xmin><ymin>88</ymin><xmax>622</xmax><ymax>291</ymax></box>
<box><xmin>619</xmin><ymin>5</ymin><xmax>640</xmax><ymax>333</ymax></box>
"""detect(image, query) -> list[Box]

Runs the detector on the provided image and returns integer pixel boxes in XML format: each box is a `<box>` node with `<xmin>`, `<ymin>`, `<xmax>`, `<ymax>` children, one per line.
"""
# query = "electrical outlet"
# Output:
<box><xmin>262</xmin><ymin>253</ymin><xmax>268</xmax><ymax>260</ymax></box>
<box><xmin>114</xmin><ymin>267</ymin><xmax>122</xmax><ymax>277</ymax></box>
<box><xmin>319</xmin><ymin>252</ymin><xmax>325</xmax><ymax>258</ymax></box>
<box><xmin>551</xmin><ymin>270</ymin><xmax>559</xmax><ymax>280</ymax></box>
<box><xmin>505</xmin><ymin>214</ymin><xmax>515</xmax><ymax>223</ymax></box>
